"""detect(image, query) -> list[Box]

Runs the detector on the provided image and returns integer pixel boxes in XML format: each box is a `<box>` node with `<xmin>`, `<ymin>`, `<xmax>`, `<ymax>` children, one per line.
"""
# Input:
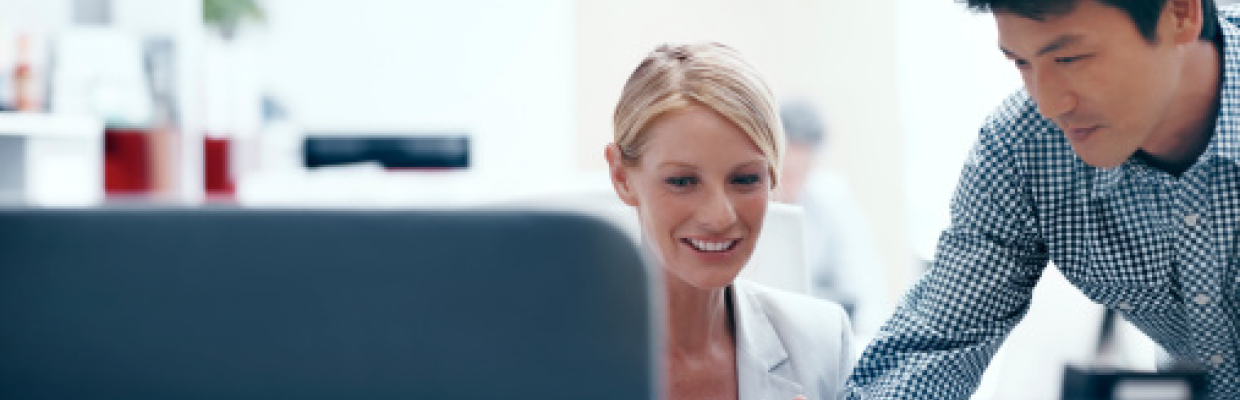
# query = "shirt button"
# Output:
<box><xmin>1184</xmin><ymin>213</ymin><xmax>1200</xmax><ymax>227</ymax></box>
<box><xmin>1195</xmin><ymin>294</ymin><xmax>1211</xmax><ymax>305</ymax></box>
<box><xmin>1211</xmin><ymin>354</ymin><xmax>1225</xmax><ymax>366</ymax></box>
<box><xmin>1118</xmin><ymin>301</ymin><xmax>1134</xmax><ymax>311</ymax></box>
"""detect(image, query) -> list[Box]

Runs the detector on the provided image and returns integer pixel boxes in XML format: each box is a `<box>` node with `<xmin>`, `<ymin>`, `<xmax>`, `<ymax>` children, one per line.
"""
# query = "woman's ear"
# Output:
<box><xmin>605</xmin><ymin>144</ymin><xmax>639</xmax><ymax>207</ymax></box>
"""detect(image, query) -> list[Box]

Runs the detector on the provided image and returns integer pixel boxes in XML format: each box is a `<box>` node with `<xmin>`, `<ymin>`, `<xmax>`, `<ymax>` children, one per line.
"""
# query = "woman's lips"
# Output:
<box><xmin>682</xmin><ymin>238</ymin><xmax>739</xmax><ymax>252</ymax></box>
<box><xmin>680</xmin><ymin>238</ymin><xmax>741</xmax><ymax>262</ymax></box>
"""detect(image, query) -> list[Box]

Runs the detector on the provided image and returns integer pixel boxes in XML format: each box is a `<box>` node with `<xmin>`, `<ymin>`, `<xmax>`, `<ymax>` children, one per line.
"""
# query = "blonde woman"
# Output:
<box><xmin>606</xmin><ymin>42</ymin><xmax>853</xmax><ymax>400</ymax></box>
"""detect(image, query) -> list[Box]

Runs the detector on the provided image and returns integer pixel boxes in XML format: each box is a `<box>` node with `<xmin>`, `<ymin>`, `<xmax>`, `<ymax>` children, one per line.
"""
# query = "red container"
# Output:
<box><xmin>204</xmin><ymin>136</ymin><xmax>235</xmax><ymax>200</ymax></box>
<box><xmin>104</xmin><ymin>127</ymin><xmax>154</xmax><ymax>197</ymax></box>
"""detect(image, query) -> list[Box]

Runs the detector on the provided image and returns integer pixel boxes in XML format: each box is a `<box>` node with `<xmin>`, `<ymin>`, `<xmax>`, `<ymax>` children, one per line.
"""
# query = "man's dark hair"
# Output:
<box><xmin>961</xmin><ymin>0</ymin><xmax>1218</xmax><ymax>42</ymax></box>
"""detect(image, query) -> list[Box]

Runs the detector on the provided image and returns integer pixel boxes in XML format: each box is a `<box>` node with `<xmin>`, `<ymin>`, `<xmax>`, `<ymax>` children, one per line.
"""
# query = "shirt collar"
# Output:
<box><xmin>1211</xmin><ymin>12</ymin><xmax>1240</xmax><ymax>163</ymax></box>
<box><xmin>1096</xmin><ymin>14</ymin><xmax>1240</xmax><ymax>189</ymax></box>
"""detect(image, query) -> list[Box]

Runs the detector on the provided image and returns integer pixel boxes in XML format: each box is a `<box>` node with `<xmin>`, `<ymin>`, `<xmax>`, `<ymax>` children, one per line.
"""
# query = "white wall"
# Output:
<box><xmin>255</xmin><ymin>0</ymin><xmax>575</xmax><ymax>185</ymax></box>
<box><xmin>896</xmin><ymin>0</ymin><xmax>1021</xmax><ymax>262</ymax></box>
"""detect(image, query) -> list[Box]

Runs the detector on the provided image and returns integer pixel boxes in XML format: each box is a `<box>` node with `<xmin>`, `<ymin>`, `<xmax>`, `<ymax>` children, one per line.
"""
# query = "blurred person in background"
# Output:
<box><xmin>606</xmin><ymin>42</ymin><xmax>853</xmax><ymax>400</ymax></box>
<box><xmin>776</xmin><ymin>100</ymin><xmax>891</xmax><ymax>335</ymax></box>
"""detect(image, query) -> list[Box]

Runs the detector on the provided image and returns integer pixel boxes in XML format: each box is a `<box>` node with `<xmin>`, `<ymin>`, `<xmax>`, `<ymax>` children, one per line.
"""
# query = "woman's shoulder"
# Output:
<box><xmin>732</xmin><ymin>279</ymin><xmax>854</xmax><ymax>400</ymax></box>
<box><xmin>734</xmin><ymin>280</ymin><xmax>846</xmax><ymax>317</ymax></box>
<box><xmin>733</xmin><ymin>279</ymin><xmax>851</xmax><ymax>337</ymax></box>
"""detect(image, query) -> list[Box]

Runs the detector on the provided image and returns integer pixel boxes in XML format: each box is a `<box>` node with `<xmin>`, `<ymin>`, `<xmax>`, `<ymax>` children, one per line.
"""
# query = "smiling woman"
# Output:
<box><xmin>605</xmin><ymin>42</ymin><xmax>854</xmax><ymax>400</ymax></box>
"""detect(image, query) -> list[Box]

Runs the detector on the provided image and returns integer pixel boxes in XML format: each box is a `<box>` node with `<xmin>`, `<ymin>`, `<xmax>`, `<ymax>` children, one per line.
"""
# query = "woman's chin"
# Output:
<box><xmin>666</xmin><ymin>266</ymin><xmax>744</xmax><ymax>290</ymax></box>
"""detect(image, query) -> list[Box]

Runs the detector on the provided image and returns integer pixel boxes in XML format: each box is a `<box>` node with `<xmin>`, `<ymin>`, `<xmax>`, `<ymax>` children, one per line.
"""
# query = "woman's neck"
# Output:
<box><xmin>661</xmin><ymin>271</ymin><xmax>738</xmax><ymax>400</ymax></box>
<box><xmin>662</xmin><ymin>271</ymin><xmax>734</xmax><ymax>354</ymax></box>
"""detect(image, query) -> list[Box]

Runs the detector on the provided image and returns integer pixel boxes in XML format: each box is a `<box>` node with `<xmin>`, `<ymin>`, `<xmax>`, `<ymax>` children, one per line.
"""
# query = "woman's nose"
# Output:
<box><xmin>696</xmin><ymin>187</ymin><xmax>738</xmax><ymax>231</ymax></box>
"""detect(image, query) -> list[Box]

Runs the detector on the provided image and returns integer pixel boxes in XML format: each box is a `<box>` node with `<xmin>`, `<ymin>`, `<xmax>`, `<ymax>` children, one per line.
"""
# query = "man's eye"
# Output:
<box><xmin>665</xmin><ymin>177</ymin><xmax>697</xmax><ymax>187</ymax></box>
<box><xmin>1013</xmin><ymin>59</ymin><xmax>1030</xmax><ymax>69</ymax></box>
<box><xmin>1055</xmin><ymin>54</ymin><xmax>1091</xmax><ymax>64</ymax></box>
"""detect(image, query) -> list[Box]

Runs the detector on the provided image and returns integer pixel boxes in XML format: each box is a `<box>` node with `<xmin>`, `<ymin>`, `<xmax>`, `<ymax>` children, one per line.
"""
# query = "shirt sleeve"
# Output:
<box><xmin>844</xmin><ymin>123</ymin><xmax>1050</xmax><ymax>400</ymax></box>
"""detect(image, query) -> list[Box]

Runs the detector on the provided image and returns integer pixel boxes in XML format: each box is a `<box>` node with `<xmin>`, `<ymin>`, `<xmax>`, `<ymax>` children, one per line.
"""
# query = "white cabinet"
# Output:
<box><xmin>0</xmin><ymin>113</ymin><xmax>103</xmax><ymax>206</ymax></box>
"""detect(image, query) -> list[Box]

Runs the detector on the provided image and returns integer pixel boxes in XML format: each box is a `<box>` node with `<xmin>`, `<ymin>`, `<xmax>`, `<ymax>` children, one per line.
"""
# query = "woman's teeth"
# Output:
<box><xmin>686</xmin><ymin>238</ymin><xmax>737</xmax><ymax>252</ymax></box>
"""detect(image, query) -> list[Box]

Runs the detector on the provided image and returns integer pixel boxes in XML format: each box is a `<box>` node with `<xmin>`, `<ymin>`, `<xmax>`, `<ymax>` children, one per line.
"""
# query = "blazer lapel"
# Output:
<box><xmin>732</xmin><ymin>282</ymin><xmax>804</xmax><ymax>400</ymax></box>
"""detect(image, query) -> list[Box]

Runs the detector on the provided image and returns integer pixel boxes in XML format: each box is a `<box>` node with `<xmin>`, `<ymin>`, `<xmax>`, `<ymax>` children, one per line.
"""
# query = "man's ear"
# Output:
<box><xmin>1165</xmin><ymin>0</ymin><xmax>1204</xmax><ymax>44</ymax></box>
<box><xmin>605</xmin><ymin>144</ymin><xmax>639</xmax><ymax>207</ymax></box>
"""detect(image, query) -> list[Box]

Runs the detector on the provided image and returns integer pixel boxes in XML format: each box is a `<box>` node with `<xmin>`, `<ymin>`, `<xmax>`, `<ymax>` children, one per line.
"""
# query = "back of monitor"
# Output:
<box><xmin>0</xmin><ymin>208</ymin><xmax>654</xmax><ymax>400</ymax></box>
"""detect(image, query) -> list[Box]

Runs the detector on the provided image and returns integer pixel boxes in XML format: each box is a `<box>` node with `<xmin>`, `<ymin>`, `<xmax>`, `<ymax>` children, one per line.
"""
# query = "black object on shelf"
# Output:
<box><xmin>303</xmin><ymin>135</ymin><xmax>469</xmax><ymax>170</ymax></box>
<box><xmin>1061</xmin><ymin>365</ymin><xmax>1207</xmax><ymax>400</ymax></box>
<box><xmin>1060</xmin><ymin>309</ymin><xmax>1208</xmax><ymax>400</ymax></box>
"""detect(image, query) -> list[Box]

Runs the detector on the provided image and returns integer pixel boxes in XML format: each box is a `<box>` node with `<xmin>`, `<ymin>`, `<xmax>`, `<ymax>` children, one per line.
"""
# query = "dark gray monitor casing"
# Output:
<box><xmin>0</xmin><ymin>208</ymin><xmax>655</xmax><ymax>400</ymax></box>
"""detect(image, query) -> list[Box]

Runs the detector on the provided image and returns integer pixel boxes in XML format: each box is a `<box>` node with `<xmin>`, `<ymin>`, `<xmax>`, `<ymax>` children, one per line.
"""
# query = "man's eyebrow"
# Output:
<box><xmin>999</xmin><ymin>34</ymin><xmax>1083</xmax><ymax>59</ymax></box>
<box><xmin>1036</xmin><ymin>34</ymin><xmax>1083</xmax><ymax>56</ymax></box>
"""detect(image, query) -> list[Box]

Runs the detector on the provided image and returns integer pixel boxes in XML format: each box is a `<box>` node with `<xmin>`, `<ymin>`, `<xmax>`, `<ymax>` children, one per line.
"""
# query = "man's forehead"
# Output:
<box><xmin>994</xmin><ymin>7</ymin><xmax>1096</xmax><ymax>55</ymax></box>
<box><xmin>989</xmin><ymin>0</ymin><xmax>1081</xmax><ymax>21</ymax></box>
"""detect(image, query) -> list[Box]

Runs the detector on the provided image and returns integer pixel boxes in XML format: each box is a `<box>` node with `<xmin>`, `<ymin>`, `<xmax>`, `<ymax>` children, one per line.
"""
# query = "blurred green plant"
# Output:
<box><xmin>203</xmin><ymin>0</ymin><xmax>265</xmax><ymax>40</ymax></box>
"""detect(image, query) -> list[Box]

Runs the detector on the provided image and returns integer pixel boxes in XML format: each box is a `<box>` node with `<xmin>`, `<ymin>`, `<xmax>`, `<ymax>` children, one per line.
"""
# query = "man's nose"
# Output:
<box><xmin>1028</xmin><ymin>67</ymin><xmax>1077</xmax><ymax>120</ymax></box>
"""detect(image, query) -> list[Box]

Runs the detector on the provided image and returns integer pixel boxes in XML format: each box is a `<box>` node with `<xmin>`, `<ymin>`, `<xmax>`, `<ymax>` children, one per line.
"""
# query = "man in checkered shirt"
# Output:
<box><xmin>845</xmin><ymin>0</ymin><xmax>1240</xmax><ymax>398</ymax></box>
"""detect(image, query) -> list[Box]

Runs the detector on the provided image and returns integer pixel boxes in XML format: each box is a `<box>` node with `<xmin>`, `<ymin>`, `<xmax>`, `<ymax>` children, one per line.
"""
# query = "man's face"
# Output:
<box><xmin>997</xmin><ymin>0</ymin><xmax>1181</xmax><ymax>168</ymax></box>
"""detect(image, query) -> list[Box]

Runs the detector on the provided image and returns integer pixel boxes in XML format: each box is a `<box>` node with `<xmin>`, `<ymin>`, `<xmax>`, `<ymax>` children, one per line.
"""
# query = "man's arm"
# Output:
<box><xmin>845</xmin><ymin>124</ymin><xmax>1050</xmax><ymax>400</ymax></box>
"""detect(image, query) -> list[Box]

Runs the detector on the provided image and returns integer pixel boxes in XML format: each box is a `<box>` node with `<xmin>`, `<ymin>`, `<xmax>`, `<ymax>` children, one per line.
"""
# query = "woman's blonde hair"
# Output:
<box><xmin>613</xmin><ymin>42</ymin><xmax>785</xmax><ymax>187</ymax></box>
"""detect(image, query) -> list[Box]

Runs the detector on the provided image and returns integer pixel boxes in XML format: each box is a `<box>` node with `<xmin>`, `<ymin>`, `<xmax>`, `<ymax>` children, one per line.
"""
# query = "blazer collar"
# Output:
<box><xmin>731</xmin><ymin>280</ymin><xmax>803</xmax><ymax>399</ymax></box>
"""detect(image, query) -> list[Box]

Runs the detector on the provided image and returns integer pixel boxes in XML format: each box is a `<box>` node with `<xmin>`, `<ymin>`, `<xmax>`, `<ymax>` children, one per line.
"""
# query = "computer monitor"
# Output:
<box><xmin>0</xmin><ymin>208</ymin><xmax>655</xmax><ymax>400</ymax></box>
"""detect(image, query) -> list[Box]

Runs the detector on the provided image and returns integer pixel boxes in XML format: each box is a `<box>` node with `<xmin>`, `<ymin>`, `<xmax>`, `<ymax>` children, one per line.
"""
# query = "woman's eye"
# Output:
<box><xmin>731</xmin><ymin>174</ymin><xmax>761</xmax><ymax>185</ymax></box>
<box><xmin>665</xmin><ymin>177</ymin><xmax>698</xmax><ymax>187</ymax></box>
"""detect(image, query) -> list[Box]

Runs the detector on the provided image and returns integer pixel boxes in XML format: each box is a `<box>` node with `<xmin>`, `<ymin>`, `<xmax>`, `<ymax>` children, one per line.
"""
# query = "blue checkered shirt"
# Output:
<box><xmin>846</xmin><ymin>6</ymin><xmax>1240</xmax><ymax>400</ymax></box>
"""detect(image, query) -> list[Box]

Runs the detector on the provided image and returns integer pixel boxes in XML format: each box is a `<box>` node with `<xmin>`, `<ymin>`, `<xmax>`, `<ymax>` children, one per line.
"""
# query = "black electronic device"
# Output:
<box><xmin>0</xmin><ymin>208</ymin><xmax>654</xmax><ymax>400</ymax></box>
<box><xmin>303</xmin><ymin>135</ymin><xmax>469</xmax><ymax>169</ymax></box>
<box><xmin>1061</xmin><ymin>309</ymin><xmax>1207</xmax><ymax>400</ymax></box>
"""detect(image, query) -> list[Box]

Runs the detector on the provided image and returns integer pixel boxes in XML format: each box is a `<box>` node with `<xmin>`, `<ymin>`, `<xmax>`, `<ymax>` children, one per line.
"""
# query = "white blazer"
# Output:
<box><xmin>733</xmin><ymin>279</ymin><xmax>854</xmax><ymax>400</ymax></box>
